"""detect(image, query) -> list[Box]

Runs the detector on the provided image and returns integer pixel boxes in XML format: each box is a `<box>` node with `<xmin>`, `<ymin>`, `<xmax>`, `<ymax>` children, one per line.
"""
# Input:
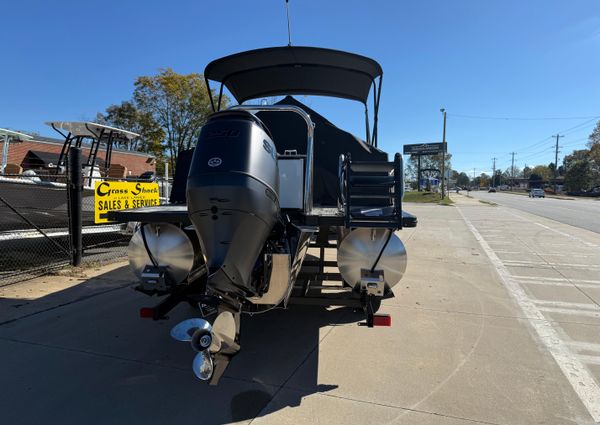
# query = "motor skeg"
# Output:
<box><xmin>187</xmin><ymin>110</ymin><xmax>280</xmax><ymax>297</ymax></box>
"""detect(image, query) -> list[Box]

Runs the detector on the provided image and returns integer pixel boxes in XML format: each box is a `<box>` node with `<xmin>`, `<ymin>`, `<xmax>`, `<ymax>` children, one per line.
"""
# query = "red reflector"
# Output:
<box><xmin>372</xmin><ymin>314</ymin><xmax>392</xmax><ymax>327</ymax></box>
<box><xmin>139</xmin><ymin>308</ymin><xmax>154</xmax><ymax>318</ymax></box>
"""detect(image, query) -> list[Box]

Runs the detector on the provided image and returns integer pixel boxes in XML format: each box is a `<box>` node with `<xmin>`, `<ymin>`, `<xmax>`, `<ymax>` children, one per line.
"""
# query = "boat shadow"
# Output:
<box><xmin>0</xmin><ymin>265</ymin><xmax>364</xmax><ymax>424</ymax></box>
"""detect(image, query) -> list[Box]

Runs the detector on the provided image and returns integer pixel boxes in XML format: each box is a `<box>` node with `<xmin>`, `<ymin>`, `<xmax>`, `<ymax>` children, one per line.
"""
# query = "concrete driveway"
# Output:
<box><xmin>1</xmin><ymin>198</ymin><xmax>599</xmax><ymax>424</ymax></box>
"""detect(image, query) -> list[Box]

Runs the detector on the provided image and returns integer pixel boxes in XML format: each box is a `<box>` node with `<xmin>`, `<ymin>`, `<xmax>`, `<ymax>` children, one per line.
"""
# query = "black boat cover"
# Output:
<box><xmin>204</xmin><ymin>46</ymin><xmax>382</xmax><ymax>104</ymax></box>
<box><xmin>170</xmin><ymin>97</ymin><xmax>388</xmax><ymax>206</ymax></box>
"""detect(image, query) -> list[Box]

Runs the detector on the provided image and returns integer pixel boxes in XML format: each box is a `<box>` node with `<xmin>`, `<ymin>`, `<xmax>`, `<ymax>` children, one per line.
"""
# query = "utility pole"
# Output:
<box><xmin>491</xmin><ymin>157</ymin><xmax>497</xmax><ymax>188</ymax></box>
<box><xmin>440</xmin><ymin>108</ymin><xmax>447</xmax><ymax>199</ymax></box>
<box><xmin>510</xmin><ymin>152</ymin><xmax>516</xmax><ymax>191</ymax></box>
<box><xmin>552</xmin><ymin>134</ymin><xmax>563</xmax><ymax>193</ymax></box>
<box><xmin>417</xmin><ymin>155</ymin><xmax>421</xmax><ymax>192</ymax></box>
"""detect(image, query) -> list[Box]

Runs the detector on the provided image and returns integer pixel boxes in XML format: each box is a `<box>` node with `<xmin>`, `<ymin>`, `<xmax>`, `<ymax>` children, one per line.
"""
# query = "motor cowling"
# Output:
<box><xmin>187</xmin><ymin>110</ymin><xmax>280</xmax><ymax>297</ymax></box>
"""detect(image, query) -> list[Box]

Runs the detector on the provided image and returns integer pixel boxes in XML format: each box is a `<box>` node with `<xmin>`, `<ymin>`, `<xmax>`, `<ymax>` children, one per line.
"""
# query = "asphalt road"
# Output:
<box><xmin>468</xmin><ymin>190</ymin><xmax>600</xmax><ymax>233</ymax></box>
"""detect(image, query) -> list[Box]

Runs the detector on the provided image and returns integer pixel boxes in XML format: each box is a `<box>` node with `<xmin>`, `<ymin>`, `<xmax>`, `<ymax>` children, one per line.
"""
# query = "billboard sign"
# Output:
<box><xmin>403</xmin><ymin>142</ymin><xmax>446</xmax><ymax>155</ymax></box>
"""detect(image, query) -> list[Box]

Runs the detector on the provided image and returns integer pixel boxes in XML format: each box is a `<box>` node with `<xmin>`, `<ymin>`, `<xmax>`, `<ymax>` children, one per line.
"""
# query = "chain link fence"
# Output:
<box><xmin>0</xmin><ymin>170</ymin><xmax>171</xmax><ymax>286</ymax></box>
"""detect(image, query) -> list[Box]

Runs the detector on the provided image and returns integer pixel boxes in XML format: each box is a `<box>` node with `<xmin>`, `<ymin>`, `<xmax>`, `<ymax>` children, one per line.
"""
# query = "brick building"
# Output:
<box><xmin>1</xmin><ymin>134</ymin><xmax>155</xmax><ymax>176</ymax></box>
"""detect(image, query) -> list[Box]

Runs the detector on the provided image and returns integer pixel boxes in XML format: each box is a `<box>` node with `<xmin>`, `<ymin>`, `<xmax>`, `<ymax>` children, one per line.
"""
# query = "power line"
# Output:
<box><xmin>483</xmin><ymin>117</ymin><xmax>598</xmax><ymax>159</ymax></box>
<box><xmin>561</xmin><ymin>137</ymin><xmax>589</xmax><ymax>147</ymax></box>
<box><xmin>559</xmin><ymin>117</ymin><xmax>599</xmax><ymax>136</ymax></box>
<box><xmin>448</xmin><ymin>113</ymin><xmax>600</xmax><ymax>121</ymax></box>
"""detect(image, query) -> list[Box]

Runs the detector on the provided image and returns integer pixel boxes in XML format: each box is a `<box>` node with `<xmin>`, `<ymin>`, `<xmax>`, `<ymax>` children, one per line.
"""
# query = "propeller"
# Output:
<box><xmin>192</xmin><ymin>351</ymin><xmax>214</xmax><ymax>380</ymax></box>
<box><xmin>170</xmin><ymin>311</ymin><xmax>239</xmax><ymax>381</ymax></box>
<box><xmin>170</xmin><ymin>318</ymin><xmax>211</xmax><ymax>342</ymax></box>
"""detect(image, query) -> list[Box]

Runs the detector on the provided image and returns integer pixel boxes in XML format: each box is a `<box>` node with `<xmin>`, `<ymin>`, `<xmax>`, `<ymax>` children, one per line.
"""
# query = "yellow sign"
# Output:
<box><xmin>94</xmin><ymin>181</ymin><xmax>160</xmax><ymax>223</ymax></box>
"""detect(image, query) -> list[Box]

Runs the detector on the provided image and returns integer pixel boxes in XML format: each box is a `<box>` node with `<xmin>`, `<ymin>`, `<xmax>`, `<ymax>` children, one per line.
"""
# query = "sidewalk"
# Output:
<box><xmin>0</xmin><ymin>261</ymin><xmax>131</xmax><ymax>324</ymax></box>
<box><xmin>0</xmin><ymin>203</ymin><xmax>595</xmax><ymax>424</ymax></box>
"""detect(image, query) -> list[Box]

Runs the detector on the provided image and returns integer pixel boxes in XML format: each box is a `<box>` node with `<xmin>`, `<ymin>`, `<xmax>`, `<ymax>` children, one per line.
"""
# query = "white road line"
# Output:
<box><xmin>514</xmin><ymin>276</ymin><xmax>600</xmax><ymax>285</ymax></box>
<box><xmin>506</xmin><ymin>210</ymin><xmax>599</xmax><ymax>248</ymax></box>
<box><xmin>503</xmin><ymin>260</ymin><xmax>600</xmax><ymax>269</ymax></box>
<box><xmin>578</xmin><ymin>355</ymin><xmax>600</xmax><ymax>366</ymax></box>
<box><xmin>533</xmin><ymin>223</ymin><xmax>599</xmax><ymax>248</ymax></box>
<box><xmin>538</xmin><ymin>307</ymin><xmax>600</xmax><ymax>318</ymax></box>
<box><xmin>569</xmin><ymin>341</ymin><xmax>600</xmax><ymax>354</ymax></box>
<box><xmin>543</xmin><ymin>253</ymin><xmax>600</xmax><ymax>258</ymax></box>
<box><xmin>522</xmin><ymin>280</ymin><xmax>600</xmax><ymax>289</ymax></box>
<box><xmin>457</xmin><ymin>206</ymin><xmax>600</xmax><ymax>422</ymax></box>
<box><xmin>533</xmin><ymin>300</ymin><xmax>600</xmax><ymax>311</ymax></box>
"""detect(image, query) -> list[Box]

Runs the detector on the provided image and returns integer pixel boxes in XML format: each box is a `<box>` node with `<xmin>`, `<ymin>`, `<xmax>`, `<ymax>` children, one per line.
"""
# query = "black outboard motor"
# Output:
<box><xmin>187</xmin><ymin>110</ymin><xmax>280</xmax><ymax>298</ymax></box>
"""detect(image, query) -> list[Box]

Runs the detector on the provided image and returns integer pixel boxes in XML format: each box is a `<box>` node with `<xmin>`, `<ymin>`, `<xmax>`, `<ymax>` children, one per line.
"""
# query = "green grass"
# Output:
<box><xmin>404</xmin><ymin>191</ymin><xmax>453</xmax><ymax>205</ymax></box>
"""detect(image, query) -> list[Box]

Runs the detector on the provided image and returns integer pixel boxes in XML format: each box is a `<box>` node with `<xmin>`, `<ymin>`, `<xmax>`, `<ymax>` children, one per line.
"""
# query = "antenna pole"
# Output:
<box><xmin>285</xmin><ymin>0</ymin><xmax>292</xmax><ymax>46</ymax></box>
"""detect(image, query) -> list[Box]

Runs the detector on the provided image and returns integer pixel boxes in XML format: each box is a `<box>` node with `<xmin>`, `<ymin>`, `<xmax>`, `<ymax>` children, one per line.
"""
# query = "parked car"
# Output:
<box><xmin>488</xmin><ymin>187</ymin><xmax>496</xmax><ymax>193</ymax></box>
<box><xmin>529</xmin><ymin>188</ymin><xmax>545</xmax><ymax>198</ymax></box>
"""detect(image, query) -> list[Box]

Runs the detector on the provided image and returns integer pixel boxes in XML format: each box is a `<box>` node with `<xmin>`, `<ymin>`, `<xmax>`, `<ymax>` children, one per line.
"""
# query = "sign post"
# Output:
<box><xmin>403</xmin><ymin>142</ymin><xmax>447</xmax><ymax>192</ymax></box>
<box><xmin>440</xmin><ymin>109</ymin><xmax>447</xmax><ymax>200</ymax></box>
<box><xmin>68</xmin><ymin>148</ymin><xmax>83</xmax><ymax>266</ymax></box>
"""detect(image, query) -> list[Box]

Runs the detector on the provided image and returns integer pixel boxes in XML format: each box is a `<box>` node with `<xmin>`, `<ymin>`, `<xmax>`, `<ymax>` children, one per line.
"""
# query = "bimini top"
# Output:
<box><xmin>45</xmin><ymin>121</ymin><xmax>140</xmax><ymax>140</ymax></box>
<box><xmin>204</xmin><ymin>46</ymin><xmax>383</xmax><ymax>104</ymax></box>
<box><xmin>0</xmin><ymin>128</ymin><xmax>34</xmax><ymax>140</ymax></box>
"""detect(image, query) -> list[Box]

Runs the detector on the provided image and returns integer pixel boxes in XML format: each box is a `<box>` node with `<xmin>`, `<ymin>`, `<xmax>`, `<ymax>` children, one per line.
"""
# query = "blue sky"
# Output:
<box><xmin>2</xmin><ymin>0</ymin><xmax>599</xmax><ymax>176</ymax></box>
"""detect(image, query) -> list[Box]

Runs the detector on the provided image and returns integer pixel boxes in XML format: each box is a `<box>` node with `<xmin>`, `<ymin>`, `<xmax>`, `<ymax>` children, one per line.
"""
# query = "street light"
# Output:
<box><xmin>440</xmin><ymin>108</ymin><xmax>447</xmax><ymax>199</ymax></box>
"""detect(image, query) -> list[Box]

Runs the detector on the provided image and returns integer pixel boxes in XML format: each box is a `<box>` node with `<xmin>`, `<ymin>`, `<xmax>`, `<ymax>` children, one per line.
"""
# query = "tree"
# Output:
<box><xmin>562</xmin><ymin>148</ymin><xmax>599</xmax><ymax>192</ymax></box>
<box><xmin>97</xmin><ymin>101</ymin><xmax>165</xmax><ymax>152</ymax></box>
<box><xmin>479</xmin><ymin>173</ymin><xmax>490</xmax><ymax>188</ymax></box>
<box><xmin>492</xmin><ymin>169</ymin><xmax>504</xmax><ymax>187</ymax></box>
<box><xmin>531</xmin><ymin>165</ymin><xmax>551</xmax><ymax>181</ymax></box>
<box><xmin>522</xmin><ymin>166</ymin><xmax>531</xmax><ymax>179</ymax></box>
<box><xmin>564</xmin><ymin>160</ymin><xmax>591</xmax><ymax>192</ymax></box>
<box><xmin>405</xmin><ymin>153</ymin><xmax>452</xmax><ymax>190</ymax></box>
<box><xmin>456</xmin><ymin>172</ymin><xmax>470</xmax><ymax>187</ymax></box>
<box><xmin>563</xmin><ymin>149</ymin><xmax>590</xmax><ymax>170</ymax></box>
<box><xmin>133</xmin><ymin>68</ymin><xmax>226</xmax><ymax>171</ymax></box>
<box><xmin>587</xmin><ymin>120</ymin><xmax>600</xmax><ymax>148</ymax></box>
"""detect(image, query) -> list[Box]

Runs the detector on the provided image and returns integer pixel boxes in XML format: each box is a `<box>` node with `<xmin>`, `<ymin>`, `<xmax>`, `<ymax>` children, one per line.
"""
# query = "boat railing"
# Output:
<box><xmin>230</xmin><ymin>104</ymin><xmax>315</xmax><ymax>215</ymax></box>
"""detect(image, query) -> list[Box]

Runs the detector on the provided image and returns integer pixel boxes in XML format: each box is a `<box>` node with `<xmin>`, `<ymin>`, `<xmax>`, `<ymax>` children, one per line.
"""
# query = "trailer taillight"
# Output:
<box><xmin>372</xmin><ymin>314</ymin><xmax>392</xmax><ymax>327</ymax></box>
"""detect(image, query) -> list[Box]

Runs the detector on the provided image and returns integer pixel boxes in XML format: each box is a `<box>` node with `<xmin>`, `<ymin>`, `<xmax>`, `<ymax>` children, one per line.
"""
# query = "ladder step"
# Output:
<box><xmin>348</xmin><ymin>221</ymin><xmax>401</xmax><ymax>229</ymax></box>
<box><xmin>350</xmin><ymin>213</ymin><xmax>397</xmax><ymax>219</ymax></box>
<box><xmin>350</xmin><ymin>162</ymin><xmax>394</xmax><ymax>173</ymax></box>
<box><xmin>349</xmin><ymin>194</ymin><xmax>391</xmax><ymax>199</ymax></box>
<box><xmin>350</xmin><ymin>175</ymin><xmax>395</xmax><ymax>186</ymax></box>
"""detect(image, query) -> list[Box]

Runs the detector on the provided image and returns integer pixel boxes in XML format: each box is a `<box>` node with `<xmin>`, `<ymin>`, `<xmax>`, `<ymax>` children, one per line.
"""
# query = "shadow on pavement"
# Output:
<box><xmin>0</xmin><ymin>265</ymin><xmax>363</xmax><ymax>424</ymax></box>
